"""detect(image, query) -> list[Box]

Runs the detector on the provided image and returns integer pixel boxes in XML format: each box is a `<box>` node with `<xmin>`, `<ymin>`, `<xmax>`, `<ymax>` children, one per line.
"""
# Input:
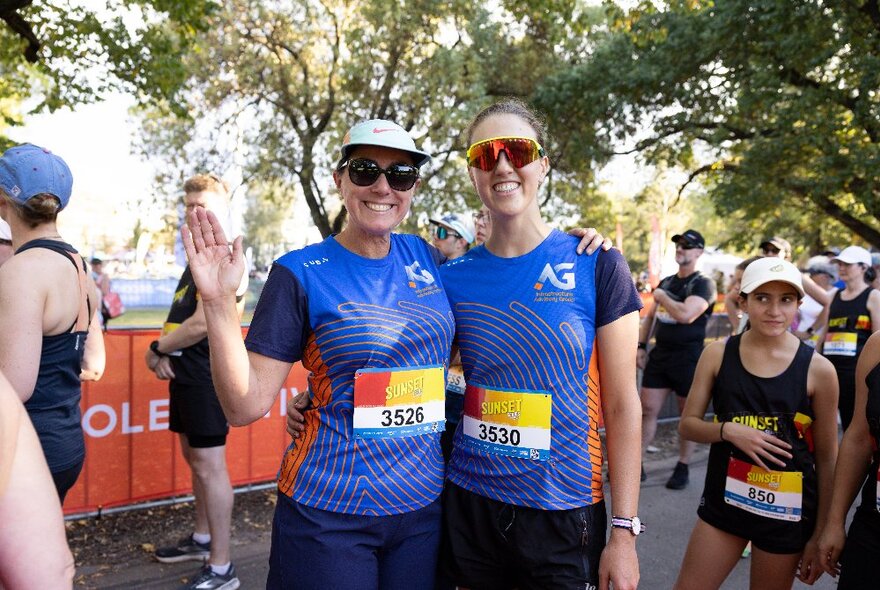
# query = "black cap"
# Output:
<box><xmin>671</xmin><ymin>229</ymin><xmax>705</xmax><ymax>249</ymax></box>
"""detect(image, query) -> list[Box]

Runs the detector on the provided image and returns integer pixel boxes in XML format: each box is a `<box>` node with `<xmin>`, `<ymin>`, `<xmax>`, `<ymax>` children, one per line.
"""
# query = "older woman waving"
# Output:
<box><xmin>184</xmin><ymin>121</ymin><xmax>453</xmax><ymax>590</ymax></box>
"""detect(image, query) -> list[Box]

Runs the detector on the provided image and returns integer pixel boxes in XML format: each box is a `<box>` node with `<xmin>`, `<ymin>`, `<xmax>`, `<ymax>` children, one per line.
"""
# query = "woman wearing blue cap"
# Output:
<box><xmin>0</xmin><ymin>143</ymin><xmax>105</xmax><ymax>502</ymax></box>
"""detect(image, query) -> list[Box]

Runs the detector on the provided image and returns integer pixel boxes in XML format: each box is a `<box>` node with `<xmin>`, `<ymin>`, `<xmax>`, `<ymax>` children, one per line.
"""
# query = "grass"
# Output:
<box><xmin>105</xmin><ymin>307</ymin><xmax>255</xmax><ymax>329</ymax></box>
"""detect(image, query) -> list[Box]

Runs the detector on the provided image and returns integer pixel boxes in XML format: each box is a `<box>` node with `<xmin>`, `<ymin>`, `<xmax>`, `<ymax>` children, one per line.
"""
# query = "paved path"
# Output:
<box><xmin>84</xmin><ymin>448</ymin><xmax>846</xmax><ymax>588</ymax></box>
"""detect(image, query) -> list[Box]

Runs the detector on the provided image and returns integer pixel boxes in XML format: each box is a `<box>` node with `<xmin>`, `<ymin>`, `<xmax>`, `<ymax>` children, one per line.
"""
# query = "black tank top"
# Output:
<box><xmin>825</xmin><ymin>287</ymin><xmax>873</xmax><ymax>372</ymax></box>
<box><xmin>860</xmin><ymin>363</ymin><xmax>880</xmax><ymax>513</ymax></box>
<box><xmin>17</xmin><ymin>239</ymin><xmax>91</xmax><ymax>472</ymax></box>
<box><xmin>703</xmin><ymin>335</ymin><xmax>818</xmax><ymax>523</ymax></box>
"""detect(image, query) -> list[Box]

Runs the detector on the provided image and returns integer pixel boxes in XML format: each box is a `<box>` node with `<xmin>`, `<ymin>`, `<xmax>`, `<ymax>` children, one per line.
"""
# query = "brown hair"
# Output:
<box><xmin>465</xmin><ymin>98</ymin><xmax>550</xmax><ymax>149</ymax></box>
<box><xmin>0</xmin><ymin>190</ymin><xmax>60</xmax><ymax>228</ymax></box>
<box><xmin>736</xmin><ymin>256</ymin><xmax>762</xmax><ymax>272</ymax></box>
<box><xmin>183</xmin><ymin>173</ymin><xmax>228</xmax><ymax>195</ymax></box>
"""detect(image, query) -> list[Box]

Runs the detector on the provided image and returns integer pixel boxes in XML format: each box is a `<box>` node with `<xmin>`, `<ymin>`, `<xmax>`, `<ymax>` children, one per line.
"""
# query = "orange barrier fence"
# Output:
<box><xmin>63</xmin><ymin>329</ymin><xmax>308</xmax><ymax>516</ymax></box>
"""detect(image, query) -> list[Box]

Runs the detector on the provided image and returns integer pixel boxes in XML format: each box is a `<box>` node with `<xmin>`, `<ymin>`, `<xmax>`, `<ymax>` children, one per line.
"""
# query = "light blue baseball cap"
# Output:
<box><xmin>0</xmin><ymin>143</ymin><xmax>73</xmax><ymax>210</ymax></box>
<box><xmin>338</xmin><ymin>119</ymin><xmax>431</xmax><ymax>168</ymax></box>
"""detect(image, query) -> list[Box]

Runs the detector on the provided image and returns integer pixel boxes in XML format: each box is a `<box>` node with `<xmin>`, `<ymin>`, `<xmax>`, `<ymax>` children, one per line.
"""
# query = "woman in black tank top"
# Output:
<box><xmin>0</xmin><ymin>143</ymin><xmax>104</xmax><ymax>504</ymax></box>
<box><xmin>674</xmin><ymin>258</ymin><xmax>839</xmax><ymax>590</ymax></box>
<box><xmin>818</xmin><ymin>330</ymin><xmax>880</xmax><ymax>588</ymax></box>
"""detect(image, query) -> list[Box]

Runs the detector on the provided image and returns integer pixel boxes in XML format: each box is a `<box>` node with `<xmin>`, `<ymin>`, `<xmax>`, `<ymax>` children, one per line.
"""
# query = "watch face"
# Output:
<box><xmin>632</xmin><ymin>516</ymin><xmax>641</xmax><ymax>535</ymax></box>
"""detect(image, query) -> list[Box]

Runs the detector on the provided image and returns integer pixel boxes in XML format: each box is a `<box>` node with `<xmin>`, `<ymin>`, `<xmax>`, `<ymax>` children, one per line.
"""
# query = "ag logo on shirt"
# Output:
<box><xmin>405</xmin><ymin>260</ymin><xmax>442</xmax><ymax>297</ymax></box>
<box><xmin>405</xmin><ymin>261</ymin><xmax>435</xmax><ymax>287</ymax></box>
<box><xmin>535</xmin><ymin>263</ymin><xmax>575</xmax><ymax>291</ymax></box>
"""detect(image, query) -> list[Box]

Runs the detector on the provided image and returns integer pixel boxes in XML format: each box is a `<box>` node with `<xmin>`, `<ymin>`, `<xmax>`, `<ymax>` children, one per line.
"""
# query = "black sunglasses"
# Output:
<box><xmin>339</xmin><ymin>158</ymin><xmax>420</xmax><ymax>192</ymax></box>
<box><xmin>433</xmin><ymin>226</ymin><xmax>461</xmax><ymax>240</ymax></box>
<box><xmin>676</xmin><ymin>242</ymin><xmax>699</xmax><ymax>250</ymax></box>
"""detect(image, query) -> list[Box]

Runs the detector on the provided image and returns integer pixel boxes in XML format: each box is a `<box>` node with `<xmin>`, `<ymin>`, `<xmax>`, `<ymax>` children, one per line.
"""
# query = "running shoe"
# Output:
<box><xmin>155</xmin><ymin>535</ymin><xmax>211</xmax><ymax>563</ymax></box>
<box><xmin>665</xmin><ymin>461</ymin><xmax>689</xmax><ymax>490</ymax></box>
<box><xmin>181</xmin><ymin>564</ymin><xmax>240</xmax><ymax>590</ymax></box>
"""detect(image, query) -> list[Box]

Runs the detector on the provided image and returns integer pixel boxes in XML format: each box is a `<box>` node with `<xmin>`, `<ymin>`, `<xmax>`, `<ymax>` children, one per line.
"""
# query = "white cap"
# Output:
<box><xmin>0</xmin><ymin>219</ymin><xmax>10</xmax><ymax>241</ymax></box>
<box><xmin>739</xmin><ymin>257</ymin><xmax>805</xmax><ymax>298</ymax></box>
<box><xmin>832</xmin><ymin>245</ymin><xmax>872</xmax><ymax>267</ymax></box>
<box><xmin>429</xmin><ymin>213</ymin><xmax>475</xmax><ymax>243</ymax></box>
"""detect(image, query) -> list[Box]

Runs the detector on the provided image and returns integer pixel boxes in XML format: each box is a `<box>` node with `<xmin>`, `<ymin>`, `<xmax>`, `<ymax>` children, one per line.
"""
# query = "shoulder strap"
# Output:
<box><xmin>16</xmin><ymin>239</ymin><xmax>91</xmax><ymax>332</ymax></box>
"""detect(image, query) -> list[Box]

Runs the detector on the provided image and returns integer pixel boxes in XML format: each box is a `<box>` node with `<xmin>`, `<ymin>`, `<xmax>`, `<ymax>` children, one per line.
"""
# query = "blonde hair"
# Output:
<box><xmin>183</xmin><ymin>173</ymin><xmax>229</xmax><ymax>196</ymax></box>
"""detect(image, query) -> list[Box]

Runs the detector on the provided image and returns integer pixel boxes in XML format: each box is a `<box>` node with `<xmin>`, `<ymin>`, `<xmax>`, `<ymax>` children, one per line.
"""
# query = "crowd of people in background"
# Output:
<box><xmin>3</xmin><ymin>98</ymin><xmax>880</xmax><ymax>590</ymax></box>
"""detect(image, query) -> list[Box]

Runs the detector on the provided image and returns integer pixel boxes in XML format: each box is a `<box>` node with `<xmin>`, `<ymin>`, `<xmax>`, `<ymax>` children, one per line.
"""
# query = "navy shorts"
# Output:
<box><xmin>641</xmin><ymin>345</ymin><xmax>703</xmax><ymax>397</ymax></box>
<box><xmin>267</xmin><ymin>491</ymin><xmax>441</xmax><ymax>590</ymax></box>
<box><xmin>441</xmin><ymin>483</ymin><xmax>606</xmax><ymax>590</ymax></box>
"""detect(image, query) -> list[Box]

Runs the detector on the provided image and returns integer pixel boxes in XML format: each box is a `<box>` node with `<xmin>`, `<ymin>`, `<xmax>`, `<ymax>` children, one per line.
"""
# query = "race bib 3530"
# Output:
<box><xmin>461</xmin><ymin>383</ymin><xmax>552</xmax><ymax>461</ymax></box>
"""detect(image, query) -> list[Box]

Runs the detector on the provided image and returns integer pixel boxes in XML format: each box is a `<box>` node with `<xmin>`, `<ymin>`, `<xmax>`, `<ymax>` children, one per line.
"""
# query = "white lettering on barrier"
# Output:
<box><xmin>82</xmin><ymin>389</ymin><xmax>298</xmax><ymax>438</ymax></box>
<box><xmin>122</xmin><ymin>402</ymin><xmax>144</xmax><ymax>434</ymax></box>
<box><xmin>82</xmin><ymin>401</ymin><xmax>169</xmax><ymax>438</ymax></box>
<box><xmin>83</xmin><ymin>404</ymin><xmax>117</xmax><ymax>438</ymax></box>
<box><xmin>150</xmin><ymin>399</ymin><xmax>169</xmax><ymax>431</ymax></box>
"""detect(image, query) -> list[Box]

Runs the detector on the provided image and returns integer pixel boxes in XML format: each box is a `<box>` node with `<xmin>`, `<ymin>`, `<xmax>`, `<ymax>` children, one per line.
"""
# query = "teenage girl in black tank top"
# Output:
<box><xmin>674</xmin><ymin>258</ymin><xmax>839</xmax><ymax>590</ymax></box>
<box><xmin>818</xmin><ymin>330</ymin><xmax>880</xmax><ymax>588</ymax></box>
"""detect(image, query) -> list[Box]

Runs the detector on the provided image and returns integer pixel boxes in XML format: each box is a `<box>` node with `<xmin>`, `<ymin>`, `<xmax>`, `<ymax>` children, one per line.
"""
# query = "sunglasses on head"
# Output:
<box><xmin>466</xmin><ymin>136</ymin><xmax>545</xmax><ymax>171</ymax></box>
<box><xmin>433</xmin><ymin>226</ymin><xmax>461</xmax><ymax>240</ymax></box>
<box><xmin>339</xmin><ymin>158</ymin><xmax>420</xmax><ymax>191</ymax></box>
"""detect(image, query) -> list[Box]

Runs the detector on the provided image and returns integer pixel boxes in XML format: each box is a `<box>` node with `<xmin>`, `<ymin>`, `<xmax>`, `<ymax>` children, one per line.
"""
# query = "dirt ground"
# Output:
<box><xmin>67</xmin><ymin>487</ymin><xmax>277</xmax><ymax>587</ymax></box>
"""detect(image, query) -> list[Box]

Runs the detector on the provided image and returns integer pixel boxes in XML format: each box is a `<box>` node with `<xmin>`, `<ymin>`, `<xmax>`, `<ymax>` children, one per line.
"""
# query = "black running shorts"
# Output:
<box><xmin>441</xmin><ymin>482</ymin><xmax>606</xmax><ymax>590</ymax></box>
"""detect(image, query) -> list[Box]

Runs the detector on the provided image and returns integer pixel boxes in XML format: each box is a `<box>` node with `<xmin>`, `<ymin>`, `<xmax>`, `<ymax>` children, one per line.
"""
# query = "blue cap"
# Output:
<box><xmin>0</xmin><ymin>144</ymin><xmax>73</xmax><ymax>210</ymax></box>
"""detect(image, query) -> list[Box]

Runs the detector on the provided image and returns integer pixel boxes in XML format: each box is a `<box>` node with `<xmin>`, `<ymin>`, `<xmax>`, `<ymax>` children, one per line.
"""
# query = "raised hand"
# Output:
<box><xmin>181</xmin><ymin>207</ymin><xmax>245</xmax><ymax>303</ymax></box>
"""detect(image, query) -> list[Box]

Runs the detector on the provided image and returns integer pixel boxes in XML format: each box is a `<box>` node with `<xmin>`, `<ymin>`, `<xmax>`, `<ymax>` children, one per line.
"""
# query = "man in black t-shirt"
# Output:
<box><xmin>637</xmin><ymin>229</ymin><xmax>717</xmax><ymax>490</ymax></box>
<box><xmin>144</xmin><ymin>174</ymin><xmax>245</xmax><ymax>590</ymax></box>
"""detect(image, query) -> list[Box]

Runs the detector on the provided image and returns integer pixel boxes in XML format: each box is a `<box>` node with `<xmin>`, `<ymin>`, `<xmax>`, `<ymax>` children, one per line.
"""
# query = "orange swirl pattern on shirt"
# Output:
<box><xmin>451</xmin><ymin>299</ymin><xmax>603</xmax><ymax>507</ymax></box>
<box><xmin>278</xmin><ymin>331</ymin><xmax>327</xmax><ymax>496</ymax></box>
<box><xmin>278</xmin><ymin>299</ymin><xmax>452</xmax><ymax>514</ymax></box>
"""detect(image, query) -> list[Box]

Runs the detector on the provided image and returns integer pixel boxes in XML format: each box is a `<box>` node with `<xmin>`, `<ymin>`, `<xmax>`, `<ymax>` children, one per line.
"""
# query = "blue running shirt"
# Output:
<box><xmin>441</xmin><ymin>230</ymin><xmax>642</xmax><ymax>509</ymax></box>
<box><xmin>245</xmin><ymin>234</ymin><xmax>454</xmax><ymax>516</ymax></box>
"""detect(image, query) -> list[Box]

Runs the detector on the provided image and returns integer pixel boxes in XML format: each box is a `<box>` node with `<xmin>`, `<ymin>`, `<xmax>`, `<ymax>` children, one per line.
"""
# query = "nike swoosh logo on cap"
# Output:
<box><xmin>372</xmin><ymin>128</ymin><xmax>396</xmax><ymax>133</ymax></box>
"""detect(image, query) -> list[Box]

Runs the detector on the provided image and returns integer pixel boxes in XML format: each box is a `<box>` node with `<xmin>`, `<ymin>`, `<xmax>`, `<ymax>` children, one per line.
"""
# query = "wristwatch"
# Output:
<box><xmin>611</xmin><ymin>515</ymin><xmax>645</xmax><ymax>536</ymax></box>
<box><xmin>149</xmin><ymin>340</ymin><xmax>167</xmax><ymax>357</ymax></box>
